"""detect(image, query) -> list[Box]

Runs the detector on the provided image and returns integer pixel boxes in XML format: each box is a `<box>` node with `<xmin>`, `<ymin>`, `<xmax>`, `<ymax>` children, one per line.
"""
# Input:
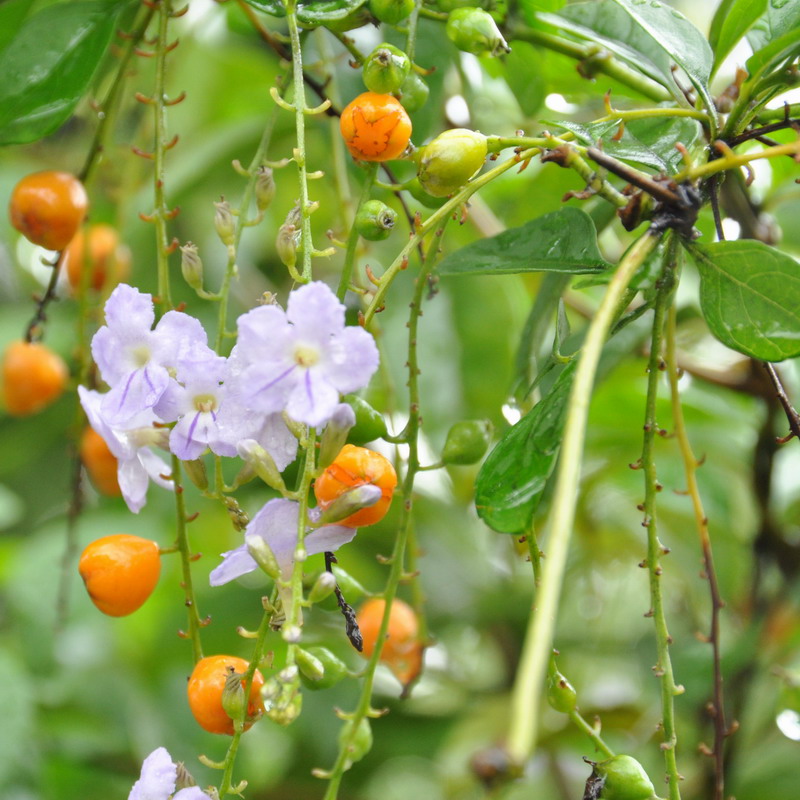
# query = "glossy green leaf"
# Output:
<box><xmin>519</xmin><ymin>0</ymin><xmax>565</xmax><ymax>26</ymax></box>
<box><xmin>437</xmin><ymin>208</ymin><xmax>611</xmax><ymax>276</ymax></box>
<box><xmin>0</xmin><ymin>0</ymin><xmax>35</xmax><ymax>53</ymax></box>
<box><xmin>688</xmin><ymin>240</ymin><xmax>800</xmax><ymax>361</ymax></box>
<box><xmin>748</xmin><ymin>0</ymin><xmax>800</xmax><ymax>51</ymax></box>
<box><xmin>242</xmin><ymin>0</ymin><xmax>369</xmax><ymax>23</ymax></box>
<box><xmin>546</xmin><ymin>116</ymin><xmax>700</xmax><ymax>172</ymax></box>
<box><xmin>541</xmin><ymin>2</ymin><xmax>673</xmax><ymax>90</ymax></box>
<box><xmin>0</xmin><ymin>0</ymin><xmax>122</xmax><ymax>145</ymax></box>
<box><xmin>503</xmin><ymin>42</ymin><xmax>546</xmax><ymax>117</ymax></box>
<box><xmin>476</xmin><ymin>361</ymin><xmax>576</xmax><ymax>533</ymax></box>
<box><xmin>609</xmin><ymin>0</ymin><xmax>715</xmax><ymax>114</ymax></box>
<box><xmin>745</xmin><ymin>23</ymin><xmax>800</xmax><ymax>83</ymax></box>
<box><xmin>709</xmin><ymin>0</ymin><xmax>768</xmax><ymax>75</ymax></box>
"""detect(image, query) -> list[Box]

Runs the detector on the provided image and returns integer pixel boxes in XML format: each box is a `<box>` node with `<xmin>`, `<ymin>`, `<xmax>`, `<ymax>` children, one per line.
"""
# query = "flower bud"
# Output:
<box><xmin>313</xmin><ymin>483</ymin><xmax>383</xmax><ymax>526</ymax></box>
<box><xmin>308</xmin><ymin>570</ymin><xmax>338</xmax><ymax>604</ymax></box>
<box><xmin>237</xmin><ymin>439</ymin><xmax>287</xmax><ymax>493</ymax></box>
<box><xmin>445</xmin><ymin>8</ymin><xmax>510</xmax><ymax>57</ymax></box>
<box><xmin>182</xmin><ymin>457</ymin><xmax>208</xmax><ymax>490</ymax></box>
<box><xmin>180</xmin><ymin>242</ymin><xmax>204</xmax><ymax>290</ymax></box>
<box><xmin>418</xmin><ymin>128</ymin><xmax>488</xmax><ymax>197</ymax></box>
<box><xmin>546</xmin><ymin>667</ymin><xmax>577</xmax><ymax>714</ymax></box>
<box><xmin>585</xmin><ymin>755</ymin><xmax>656</xmax><ymax>800</ymax></box>
<box><xmin>262</xmin><ymin>666</ymin><xmax>302</xmax><ymax>726</ymax></box>
<box><xmin>363</xmin><ymin>44</ymin><xmax>411</xmax><ymax>95</ymax></box>
<box><xmin>255</xmin><ymin>166</ymin><xmax>275</xmax><ymax>211</ymax></box>
<box><xmin>221</xmin><ymin>667</ymin><xmax>247</xmax><ymax>727</ymax></box>
<box><xmin>441</xmin><ymin>419</ymin><xmax>493</xmax><ymax>465</ymax></box>
<box><xmin>339</xmin><ymin>717</ymin><xmax>373</xmax><ymax>768</ymax></box>
<box><xmin>355</xmin><ymin>199</ymin><xmax>397</xmax><ymax>242</ymax></box>
<box><xmin>129</xmin><ymin>425</ymin><xmax>171</xmax><ymax>451</ymax></box>
<box><xmin>299</xmin><ymin>646</ymin><xmax>349</xmax><ymax>690</ymax></box>
<box><xmin>318</xmin><ymin>403</ymin><xmax>357</xmax><ymax>470</ymax></box>
<box><xmin>246</xmin><ymin>533</ymin><xmax>282</xmax><ymax>580</ymax></box>
<box><xmin>344</xmin><ymin>394</ymin><xmax>388</xmax><ymax>444</ymax></box>
<box><xmin>296</xmin><ymin>647</ymin><xmax>325</xmax><ymax>682</ymax></box>
<box><xmin>276</xmin><ymin>205</ymin><xmax>302</xmax><ymax>271</ymax></box>
<box><xmin>214</xmin><ymin>198</ymin><xmax>236</xmax><ymax>246</ymax></box>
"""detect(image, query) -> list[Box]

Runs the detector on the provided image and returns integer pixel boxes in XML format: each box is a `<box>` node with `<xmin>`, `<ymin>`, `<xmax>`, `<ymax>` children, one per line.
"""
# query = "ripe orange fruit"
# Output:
<box><xmin>2</xmin><ymin>340</ymin><xmax>68</xmax><ymax>416</ymax></box>
<box><xmin>62</xmin><ymin>224</ymin><xmax>131</xmax><ymax>292</ymax></box>
<box><xmin>340</xmin><ymin>92</ymin><xmax>412</xmax><ymax>162</ymax></box>
<box><xmin>357</xmin><ymin>597</ymin><xmax>423</xmax><ymax>686</ymax></box>
<box><xmin>78</xmin><ymin>534</ymin><xmax>161</xmax><ymax>617</ymax></box>
<box><xmin>187</xmin><ymin>655</ymin><xmax>265</xmax><ymax>735</ymax></box>
<box><xmin>314</xmin><ymin>444</ymin><xmax>397</xmax><ymax>527</ymax></box>
<box><xmin>9</xmin><ymin>170</ymin><xmax>88</xmax><ymax>251</ymax></box>
<box><xmin>80</xmin><ymin>427</ymin><xmax>121</xmax><ymax>496</ymax></box>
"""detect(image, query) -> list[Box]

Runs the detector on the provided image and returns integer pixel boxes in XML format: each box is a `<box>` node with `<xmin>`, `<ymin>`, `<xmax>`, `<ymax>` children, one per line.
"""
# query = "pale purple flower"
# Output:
<box><xmin>236</xmin><ymin>282</ymin><xmax>379</xmax><ymax>428</ymax></box>
<box><xmin>79</xmin><ymin>386</ymin><xmax>173</xmax><ymax>514</ymax></box>
<box><xmin>209</xmin><ymin>498</ymin><xmax>358</xmax><ymax>586</ymax></box>
<box><xmin>128</xmin><ymin>747</ymin><xmax>208</xmax><ymax>800</ymax></box>
<box><xmin>92</xmin><ymin>284</ymin><xmax>215</xmax><ymax>426</ymax></box>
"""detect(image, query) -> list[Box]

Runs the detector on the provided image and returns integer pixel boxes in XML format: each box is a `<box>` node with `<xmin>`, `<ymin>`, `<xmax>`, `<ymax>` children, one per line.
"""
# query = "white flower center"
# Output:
<box><xmin>131</xmin><ymin>344</ymin><xmax>152</xmax><ymax>367</ymax></box>
<box><xmin>193</xmin><ymin>393</ymin><xmax>217</xmax><ymax>413</ymax></box>
<box><xmin>293</xmin><ymin>343</ymin><xmax>320</xmax><ymax>368</ymax></box>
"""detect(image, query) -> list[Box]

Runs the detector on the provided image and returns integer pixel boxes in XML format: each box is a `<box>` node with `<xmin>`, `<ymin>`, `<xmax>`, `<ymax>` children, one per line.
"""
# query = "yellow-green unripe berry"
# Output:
<box><xmin>418</xmin><ymin>128</ymin><xmax>488</xmax><ymax>198</ymax></box>
<box><xmin>340</xmin><ymin>717</ymin><xmax>373</xmax><ymax>766</ymax></box>
<box><xmin>586</xmin><ymin>756</ymin><xmax>656</xmax><ymax>800</ymax></box>
<box><xmin>299</xmin><ymin>646</ymin><xmax>349</xmax><ymax>689</ymax></box>
<box><xmin>546</xmin><ymin>668</ymin><xmax>577</xmax><ymax>713</ymax></box>
<box><xmin>368</xmin><ymin>0</ymin><xmax>414</xmax><ymax>25</ymax></box>
<box><xmin>405</xmin><ymin>177</ymin><xmax>447</xmax><ymax>208</ymax></box>
<box><xmin>441</xmin><ymin>419</ymin><xmax>493</xmax><ymax>465</ymax></box>
<box><xmin>397</xmin><ymin>71</ymin><xmax>430</xmax><ymax>113</ymax></box>
<box><xmin>446</xmin><ymin>8</ymin><xmax>510</xmax><ymax>57</ymax></box>
<box><xmin>345</xmin><ymin>394</ymin><xmax>388</xmax><ymax>443</ymax></box>
<box><xmin>355</xmin><ymin>199</ymin><xmax>398</xmax><ymax>241</ymax></box>
<box><xmin>363</xmin><ymin>44</ymin><xmax>411</xmax><ymax>94</ymax></box>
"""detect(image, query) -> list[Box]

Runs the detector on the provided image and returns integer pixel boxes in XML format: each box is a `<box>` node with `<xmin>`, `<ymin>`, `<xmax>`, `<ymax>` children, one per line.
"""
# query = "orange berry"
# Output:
<box><xmin>2</xmin><ymin>340</ymin><xmax>68</xmax><ymax>416</ymax></box>
<box><xmin>187</xmin><ymin>655</ymin><xmax>265</xmax><ymax>735</ymax></box>
<box><xmin>339</xmin><ymin>92</ymin><xmax>412</xmax><ymax>162</ymax></box>
<box><xmin>9</xmin><ymin>170</ymin><xmax>88</xmax><ymax>251</ymax></box>
<box><xmin>314</xmin><ymin>444</ymin><xmax>397</xmax><ymax>527</ymax></box>
<box><xmin>357</xmin><ymin>597</ymin><xmax>423</xmax><ymax>686</ymax></box>
<box><xmin>78</xmin><ymin>534</ymin><xmax>161</xmax><ymax>617</ymax></box>
<box><xmin>62</xmin><ymin>224</ymin><xmax>131</xmax><ymax>292</ymax></box>
<box><xmin>80</xmin><ymin>427</ymin><xmax>121</xmax><ymax>496</ymax></box>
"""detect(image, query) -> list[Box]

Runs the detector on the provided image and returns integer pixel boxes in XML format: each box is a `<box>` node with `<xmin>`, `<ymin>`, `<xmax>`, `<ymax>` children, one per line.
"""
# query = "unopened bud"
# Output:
<box><xmin>276</xmin><ymin>205</ymin><xmax>302</xmax><ymax>271</ymax></box>
<box><xmin>339</xmin><ymin>718</ymin><xmax>373</xmax><ymax>768</ymax></box>
<box><xmin>246</xmin><ymin>533</ymin><xmax>282</xmax><ymax>580</ymax></box>
<box><xmin>255</xmin><ymin>166</ymin><xmax>276</xmax><ymax>211</ymax></box>
<box><xmin>314</xmin><ymin>483</ymin><xmax>382</xmax><ymax>526</ymax></box>
<box><xmin>296</xmin><ymin>647</ymin><xmax>325</xmax><ymax>682</ymax></box>
<box><xmin>182</xmin><ymin>457</ymin><xmax>208</xmax><ymax>490</ymax></box>
<box><xmin>299</xmin><ymin>646</ymin><xmax>348</xmax><ymax>690</ymax></box>
<box><xmin>129</xmin><ymin>425</ymin><xmax>171</xmax><ymax>451</ymax></box>
<box><xmin>547</xmin><ymin>668</ymin><xmax>577</xmax><ymax>713</ymax></box>
<box><xmin>180</xmin><ymin>242</ymin><xmax>204</xmax><ymax>290</ymax></box>
<box><xmin>282</xmin><ymin>624</ymin><xmax>302</xmax><ymax>643</ymax></box>
<box><xmin>214</xmin><ymin>198</ymin><xmax>236</xmax><ymax>246</ymax></box>
<box><xmin>318</xmin><ymin>404</ymin><xmax>356</xmax><ymax>470</ymax></box>
<box><xmin>237</xmin><ymin>439</ymin><xmax>286</xmax><ymax>492</ymax></box>
<box><xmin>221</xmin><ymin>667</ymin><xmax>247</xmax><ymax>726</ymax></box>
<box><xmin>308</xmin><ymin>571</ymin><xmax>337</xmax><ymax>604</ymax></box>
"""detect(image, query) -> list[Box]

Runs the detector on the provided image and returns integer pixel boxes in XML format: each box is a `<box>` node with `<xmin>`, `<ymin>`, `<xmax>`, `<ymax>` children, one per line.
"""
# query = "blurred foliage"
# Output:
<box><xmin>2</xmin><ymin>0</ymin><xmax>800</xmax><ymax>799</ymax></box>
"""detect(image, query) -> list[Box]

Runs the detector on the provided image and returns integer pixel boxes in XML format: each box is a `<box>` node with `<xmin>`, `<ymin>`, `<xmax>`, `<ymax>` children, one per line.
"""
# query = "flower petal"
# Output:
<box><xmin>236</xmin><ymin>304</ymin><xmax>292</xmax><ymax>362</ymax></box>
<box><xmin>105</xmin><ymin>284</ymin><xmax>155</xmax><ymax>337</ymax></box>
<box><xmin>286</xmin><ymin>281</ymin><xmax>345</xmax><ymax>341</ymax></box>
<box><xmin>246</xmin><ymin>498</ymin><xmax>299</xmax><ymax>573</ymax></box>
<box><xmin>305</xmin><ymin>524</ymin><xmax>358</xmax><ymax>556</ymax></box>
<box><xmin>101</xmin><ymin>364</ymin><xmax>171</xmax><ymax>426</ymax></box>
<box><xmin>209</xmin><ymin>544</ymin><xmax>257</xmax><ymax>586</ymax></box>
<box><xmin>117</xmin><ymin>456</ymin><xmax>150</xmax><ymax>514</ymax></box>
<box><xmin>285</xmin><ymin>367</ymin><xmax>339</xmax><ymax>427</ymax></box>
<box><xmin>128</xmin><ymin>747</ymin><xmax>176</xmax><ymax>800</ymax></box>
<box><xmin>173</xmin><ymin>789</ymin><xmax>210</xmax><ymax>800</ymax></box>
<box><xmin>322</xmin><ymin>326</ymin><xmax>379</xmax><ymax>395</ymax></box>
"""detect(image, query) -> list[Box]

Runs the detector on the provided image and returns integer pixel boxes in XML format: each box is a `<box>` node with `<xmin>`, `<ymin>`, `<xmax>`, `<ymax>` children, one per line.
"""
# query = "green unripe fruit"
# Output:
<box><xmin>355</xmin><ymin>199</ymin><xmax>398</xmax><ymax>241</ymax></box>
<box><xmin>320</xmin><ymin>6</ymin><xmax>373</xmax><ymax>32</ymax></box>
<box><xmin>298</xmin><ymin>646</ymin><xmax>349</xmax><ymax>690</ymax></box>
<box><xmin>584</xmin><ymin>755</ymin><xmax>656</xmax><ymax>800</ymax></box>
<box><xmin>446</xmin><ymin>7</ymin><xmax>510</xmax><ymax>57</ymax></box>
<box><xmin>441</xmin><ymin>419</ymin><xmax>493</xmax><ymax>465</ymax></box>
<box><xmin>405</xmin><ymin>177</ymin><xmax>447</xmax><ymax>208</ymax></box>
<box><xmin>418</xmin><ymin>128</ymin><xmax>488</xmax><ymax>197</ymax></box>
<box><xmin>397</xmin><ymin>70</ymin><xmax>429</xmax><ymax>112</ymax></box>
<box><xmin>345</xmin><ymin>394</ymin><xmax>389</xmax><ymax>443</ymax></box>
<box><xmin>368</xmin><ymin>0</ymin><xmax>414</xmax><ymax>25</ymax></box>
<box><xmin>363</xmin><ymin>44</ymin><xmax>411</xmax><ymax>94</ymax></box>
<box><xmin>546</xmin><ymin>668</ymin><xmax>577</xmax><ymax>713</ymax></box>
<box><xmin>340</xmin><ymin>717</ymin><xmax>373</xmax><ymax>766</ymax></box>
<box><xmin>435</xmin><ymin>0</ymin><xmax>482</xmax><ymax>11</ymax></box>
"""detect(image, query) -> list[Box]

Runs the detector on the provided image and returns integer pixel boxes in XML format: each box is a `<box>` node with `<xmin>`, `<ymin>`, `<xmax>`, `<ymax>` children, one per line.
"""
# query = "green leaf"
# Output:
<box><xmin>519</xmin><ymin>0</ymin><xmax>565</xmax><ymax>26</ymax></box>
<box><xmin>0</xmin><ymin>0</ymin><xmax>35</xmax><ymax>54</ymax></box>
<box><xmin>241</xmin><ymin>0</ymin><xmax>369</xmax><ymax>23</ymax></box>
<box><xmin>709</xmin><ymin>0</ymin><xmax>768</xmax><ymax>76</ymax></box>
<box><xmin>609</xmin><ymin>0</ymin><xmax>715</xmax><ymax>115</ymax></box>
<box><xmin>748</xmin><ymin>0</ymin><xmax>800</xmax><ymax>51</ymax></box>
<box><xmin>0</xmin><ymin>0</ymin><xmax>122</xmax><ymax>145</ymax></box>
<box><xmin>687</xmin><ymin>240</ymin><xmax>800</xmax><ymax>361</ymax></box>
<box><xmin>744</xmin><ymin>23</ymin><xmax>800</xmax><ymax>83</ymax></box>
<box><xmin>437</xmin><ymin>208</ymin><xmax>611</xmax><ymax>276</ymax></box>
<box><xmin>503</xmin><ymin>41</ymin><xmax>546</xmax><ymax>117</ymax></box>
<box><xmin>475</xmin><ymin>361</ymin><xmax>576</xmax><ymax>533</ymax></box>
<box><xmin>546</xmin><ymin>115</ymin><xmax>700</xmax><ymax>172</ymax></box>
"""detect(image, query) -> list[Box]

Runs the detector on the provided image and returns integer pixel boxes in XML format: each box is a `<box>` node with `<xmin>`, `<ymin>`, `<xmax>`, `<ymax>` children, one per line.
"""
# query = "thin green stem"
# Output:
<box><xmin>640</xmin><ymin>238</ymin><xmax>682</xmax><ymax>799</ymax></box>
<box><xmin>337</xmin><ymin>162</ymin><xmax>379</xmax><ymax>301</ymax></box>
<box><xmin>567</xmin><ymin>709</ymin><xmax>615</xmax><ymax>759</ymax></box>
<box><xmin>405</xmin><ymin>0</ymin><xmax>423</xmax><ymax>64</ymax></box>
<box><xmin>171</xmin><ymin>455</ymin><xmax>204</xmax><ymax>663</ymax></box>
<box><xmin>504</xmin><ymin>229</ymin><xmax>661</xmax><ymax>767</ymax></box>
